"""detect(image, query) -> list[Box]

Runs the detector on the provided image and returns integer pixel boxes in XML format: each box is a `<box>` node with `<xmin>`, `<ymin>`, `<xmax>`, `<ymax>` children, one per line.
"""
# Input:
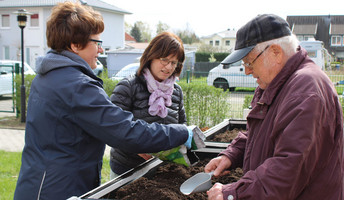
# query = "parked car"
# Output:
<box><xmin>93</xmin><ymin>60</ymin><xmax>104</xmax><ymax>76</ymax></box>
<box><xmin>0</xmin><ymin>60</ymin><xmax>36</xmax><ymax>96</ymax></box>
<box><xmin>207</xmin><ymin>60</ymin><xmax>257</xmax><ymax>91</ymax></box>
<box><xmin>111</xmin><ymin>63</ymin><xmax>140</xmax><ymax>81</ymax></box>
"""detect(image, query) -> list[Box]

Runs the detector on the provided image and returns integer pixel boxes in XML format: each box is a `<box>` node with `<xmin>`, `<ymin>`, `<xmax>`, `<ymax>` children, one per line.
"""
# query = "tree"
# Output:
<box><xmin>156</xmin><ymin>21</ymin><xmax>170</xmax><ymax>35</ymax></box>
<box><xmin>135</xmin><ymin>21</ymin><xmax>152</xmax><ymax>42</ymax></box>
<box><xmin>130</xmin><ymin>23</ymin><xmax>141</xmax><ymax>42</ymax></box>
<box><xmin>175</xmin><ymin>23</ymin><xmax>199</xmax><ymax>44</ymax></box>
<box><xmin>124</xmin><ymin>22</ymin><xmax>132</xmax><ymax>34</ymax></box>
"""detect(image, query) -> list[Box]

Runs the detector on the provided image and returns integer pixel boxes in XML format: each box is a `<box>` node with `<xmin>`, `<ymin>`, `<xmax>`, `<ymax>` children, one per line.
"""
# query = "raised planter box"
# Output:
<box><xmin>76</xmin><ymin>119</ymin><xmax>247</xmax><ymax>199</ymax></box>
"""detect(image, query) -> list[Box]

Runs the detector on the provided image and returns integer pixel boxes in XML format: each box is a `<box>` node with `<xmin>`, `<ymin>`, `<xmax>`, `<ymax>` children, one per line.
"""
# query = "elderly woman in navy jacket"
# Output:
<box><xmin>109</xmin><ymin>32</ymin><xmax>187</xmax><ymax>177</ymax></box>
<box><xmin>13</xmin><ymin>3</ymin><xmax>192</xmax><ymax>200</ymax></box>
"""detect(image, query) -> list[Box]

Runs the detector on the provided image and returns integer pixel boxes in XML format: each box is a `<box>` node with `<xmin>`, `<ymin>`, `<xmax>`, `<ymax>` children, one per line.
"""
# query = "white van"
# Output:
<box><xmin>0</xmin><ymin>60</ymin><xmax>36</xmax><ymax>96</ymax></box>
<box><xmin>207</xmin><ymin>60</ymin><xmax>258</xmax><ymax>91</ymax></box>
<box><xmin>299</xmin><ymin>40</ymin><xmax>327</xmax><ymax>70</ymax></box>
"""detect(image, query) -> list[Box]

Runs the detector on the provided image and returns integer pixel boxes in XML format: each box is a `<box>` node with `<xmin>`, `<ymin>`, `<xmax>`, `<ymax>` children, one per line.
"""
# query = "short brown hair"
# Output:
<box><xmin>46</xmin><ymin>2</ymin><xmax>104</xmax><ymax>52</ymax></box>
<box><xmin>137</xmin><ymin>32</ymin><xmax>185</xmax><ymax>77</ymax></box>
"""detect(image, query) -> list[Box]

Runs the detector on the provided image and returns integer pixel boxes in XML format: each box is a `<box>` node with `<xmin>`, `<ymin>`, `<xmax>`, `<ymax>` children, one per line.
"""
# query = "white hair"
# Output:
<box><xmin>253</xmin><ymin>34</ymin><xmax>299</xmax><ymax>58</ymax></box>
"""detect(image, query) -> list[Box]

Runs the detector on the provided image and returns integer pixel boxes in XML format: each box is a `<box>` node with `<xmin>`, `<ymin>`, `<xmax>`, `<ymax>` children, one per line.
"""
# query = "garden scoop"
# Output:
<box><xmin>180</xmin><ymin>171</ymin><xmax>214</xmax><ymax>195</ymax></box>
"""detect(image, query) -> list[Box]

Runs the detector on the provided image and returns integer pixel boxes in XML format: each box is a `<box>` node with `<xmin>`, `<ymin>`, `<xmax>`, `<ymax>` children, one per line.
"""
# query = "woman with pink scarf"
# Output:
<box><xmin>109</xmin><ymin>32</ymin><xmax>186</xmax><ymax>177</ymax></box>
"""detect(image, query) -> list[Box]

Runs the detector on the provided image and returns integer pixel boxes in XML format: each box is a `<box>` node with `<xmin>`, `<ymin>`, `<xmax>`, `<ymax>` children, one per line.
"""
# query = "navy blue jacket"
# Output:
<box><xmin>13</xmin><ymin>50</ymin><xmax>188</xmax><ymax>200</ymax></box>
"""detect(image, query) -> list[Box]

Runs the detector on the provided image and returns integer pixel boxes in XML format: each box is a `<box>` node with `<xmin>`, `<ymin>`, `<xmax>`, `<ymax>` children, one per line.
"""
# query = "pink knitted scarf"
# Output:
<box><xmin>143</xmin><ymin>68</ymin><xmax>176</xmax><ymax>118</ymax></box>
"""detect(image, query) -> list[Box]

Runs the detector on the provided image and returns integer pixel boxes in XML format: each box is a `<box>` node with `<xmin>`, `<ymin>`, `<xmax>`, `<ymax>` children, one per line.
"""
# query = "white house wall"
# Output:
<box><xmin>101</xmin><ymin>11</ymin><xmax>125</xmax><ymax>50</ymax></box>
<box><xmin>0</xmin><ymin>5</ymin><xmax>126</xmax><ymax>71</ymax></box>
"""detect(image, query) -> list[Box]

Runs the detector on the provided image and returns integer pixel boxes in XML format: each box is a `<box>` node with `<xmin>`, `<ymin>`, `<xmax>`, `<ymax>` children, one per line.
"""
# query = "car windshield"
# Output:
<box><xmin>115</xmin><ymin>64</ymin><xmax>139</xmax><ymax>77</ymax></box>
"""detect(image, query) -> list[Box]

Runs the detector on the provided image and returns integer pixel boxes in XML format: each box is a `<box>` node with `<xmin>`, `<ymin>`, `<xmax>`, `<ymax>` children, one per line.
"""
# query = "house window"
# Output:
<box><xmin>30</xmin><ymin>14</ymin><xmax>39</xmax><ymax>27</ymax></box>
<box><xmin>1</xmin><ymin>14</ymin><xmax>10</xmax><ymax>28</ymax></box>
<box><xmin>225</xmin><ymin>40</ymin><xmax>230</xmax><ymax>46</ymax></box>
<box><xmin>297</xmin><ymin>35</ymin><xmax>304</xmax><ymax>41</ymax></box>
<box><xmin>215</xmin><ymin>40</ymin><xmax>220</xmax><ymax>46</ymax></box>
<box><xmin>209</xmin><ymin>41</ymin><xmax>213</xmax><ymax>46</ymax></box>
<box><xmin>331</xmin><ymin>36</ymin><xmax>342</xmax><ymax>46</ymax></box>
<box><xmin>4</xmin><ymin>46</ymin><xmax>10</xmax><ymax>59</ymax></box>
<box><xmin>304</xmin><ymin>35</ymin><xmax>315</xmax><ymax>41</ymax></box>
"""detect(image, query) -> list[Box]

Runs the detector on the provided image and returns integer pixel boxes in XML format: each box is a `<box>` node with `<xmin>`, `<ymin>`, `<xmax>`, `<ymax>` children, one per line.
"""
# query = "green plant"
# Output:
<box><xmin>15</xmin><ymin>74</ymin><xmax>35</xmax><ymax>119</ymax></box>
<box><xmin>243</xmin><ymin>95</ymin><xmax>254</xmax><ymax>109</ymax></box>
<box><xmin>179</xmin><ymin>82</ymin><xmax>231</xmax><ymax>128</ymax></box>
<box><xmin>0</xmin><ymin>150</ymin><xmax>111</xmax><ymax>199</ymax></box>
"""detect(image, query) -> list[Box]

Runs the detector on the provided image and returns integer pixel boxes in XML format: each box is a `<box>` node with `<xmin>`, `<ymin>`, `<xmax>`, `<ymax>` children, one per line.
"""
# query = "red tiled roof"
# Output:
<box><xmin>125</xmin><ymin>33</ymin><xmax>136</xmax><ymax>42</ymax></box>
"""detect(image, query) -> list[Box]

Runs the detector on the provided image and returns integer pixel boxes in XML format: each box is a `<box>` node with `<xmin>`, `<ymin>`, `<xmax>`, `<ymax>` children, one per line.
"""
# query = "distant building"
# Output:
<box><xmin>287</xmin><ymin>15</ymin><xmax>344</xmax><ymax>62</ymax></box>
<box><xmin>0</xmin><ymin>0</ymin><xmax>131</xmax><ymax>69</ymax></box>
<box><xmin>200</xmin><ymin>29</ymin><xmax>237</xmax><ymax>52</ymax></box>
<box><xmin>125</xmin><ymin>32</ymin><xmax>136</xmax><ymax>43</ymax></box>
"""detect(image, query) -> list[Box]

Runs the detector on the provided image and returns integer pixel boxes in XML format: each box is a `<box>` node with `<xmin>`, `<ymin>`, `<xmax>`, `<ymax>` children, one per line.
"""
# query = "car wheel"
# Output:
<box><xmin>213</xmin><ymin>78</ymin><xmax>229</xmax><ymax>91</ymax></box>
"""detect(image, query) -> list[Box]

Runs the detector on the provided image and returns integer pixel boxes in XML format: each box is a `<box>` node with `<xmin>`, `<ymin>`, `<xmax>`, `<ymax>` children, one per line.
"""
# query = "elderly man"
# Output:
<box><xmin>205</xmin><ymin>14</ymin><xmax>344</xmax><ymax>200</ymax></box>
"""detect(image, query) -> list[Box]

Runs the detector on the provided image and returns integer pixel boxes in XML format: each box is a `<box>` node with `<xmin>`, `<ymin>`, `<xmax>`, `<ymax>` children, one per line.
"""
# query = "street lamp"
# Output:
<box><xmin>14</xmin><ymin>9</ymin><xmax>31</xmax><ymax>123</ymax></box>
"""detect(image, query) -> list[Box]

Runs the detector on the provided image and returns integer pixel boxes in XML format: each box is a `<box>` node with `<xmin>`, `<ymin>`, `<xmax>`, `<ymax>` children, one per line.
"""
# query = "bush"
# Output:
<box><xmin>179</xmin><ymin>82</ymin><xmax>231</xmax><ymax>128</ymax></box>
<box><xmin>195</xmin><ymin>52</ymin><xmax>229</xmax><ymax>62</ymax></box>
<box><xmin>15</xmin><ymin>73</ymin><xmax>231</xmax><ymax>128</ymax></box>
<box><xmin>15</xmin><ymin>74</ymin><xmax>35</xmax><ymax>119</ymax></box>
<box><xmin>242</xmin><ymin>95</ymin><xmax>254</xmax><ymax>109</ymax></box>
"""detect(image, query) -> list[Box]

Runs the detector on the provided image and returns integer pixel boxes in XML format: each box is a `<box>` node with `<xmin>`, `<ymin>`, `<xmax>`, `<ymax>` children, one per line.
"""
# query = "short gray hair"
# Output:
<box><xmin>254</xmin><ymin>34</ymin><xmax>299</xmax><ymax>58</ymax></box>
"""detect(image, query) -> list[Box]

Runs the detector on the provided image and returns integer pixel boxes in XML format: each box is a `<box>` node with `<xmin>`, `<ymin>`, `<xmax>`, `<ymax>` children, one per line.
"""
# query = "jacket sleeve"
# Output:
<box><xmin>175</xmin><ymin>84</ymin><xmax>187</xmax><ymax>125</ymax></box>
<box><xmin>71</xmin><ymin>79</ymin><xmax>189</xmax><ymax>153</ymax></box>
<box><xmin>221</xmin><ymin>92</ymin><xmax>336</xmax><ymax>199</ymax></box>
<box><xmin>219</xmin><ymin>130</ymin><xmax>247</xmax><ymax>169</ymax></box>
<box><xmin>110</xmin><ymin>78</ymin><xmax>132</xmax><ymax>111</ymax></box>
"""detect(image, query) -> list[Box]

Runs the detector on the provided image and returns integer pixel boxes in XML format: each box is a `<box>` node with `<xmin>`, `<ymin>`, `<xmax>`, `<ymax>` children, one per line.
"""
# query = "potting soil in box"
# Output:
<box><xmin>103</xmin><ymin>158</ymin><xmax>243</xmax><ymax>200</ymax></box>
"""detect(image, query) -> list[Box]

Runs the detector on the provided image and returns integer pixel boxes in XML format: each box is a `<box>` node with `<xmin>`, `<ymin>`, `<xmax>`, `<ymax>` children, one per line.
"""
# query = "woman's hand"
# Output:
<box><xmin>138</xmin><ymin>154</ymin><xmax>153</xmax><ymax>160</ymax></box>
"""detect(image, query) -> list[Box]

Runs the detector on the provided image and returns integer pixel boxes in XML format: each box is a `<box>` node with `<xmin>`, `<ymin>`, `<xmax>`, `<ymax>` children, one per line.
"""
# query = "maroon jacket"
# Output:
<box><xmin>220</xmin><ymin>48</ymin><xmax>344</xmax><ymax>200</ymax></box>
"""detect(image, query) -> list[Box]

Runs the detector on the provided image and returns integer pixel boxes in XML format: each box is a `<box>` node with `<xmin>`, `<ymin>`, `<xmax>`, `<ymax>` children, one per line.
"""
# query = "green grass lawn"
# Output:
<box><xmin>0</xmin><ymin>150</ymin><xmax>111</xmax><ymax>199</ymax></box>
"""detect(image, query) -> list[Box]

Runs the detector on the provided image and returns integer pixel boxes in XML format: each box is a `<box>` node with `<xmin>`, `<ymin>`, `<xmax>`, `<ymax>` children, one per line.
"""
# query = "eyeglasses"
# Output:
<box><xmin>243</xmin><ymin>45</ymin><xmax>270</xmax><ymax>69</ymax></box>
<box><xmin>160</xmin><ymin>58</ymin><xmax>179</xmax><ymax>68</ymax></box>
<box><xmin>89</xmin><ymin>39</ymin><xmax>103</xmax><ymax>49</ymax></box>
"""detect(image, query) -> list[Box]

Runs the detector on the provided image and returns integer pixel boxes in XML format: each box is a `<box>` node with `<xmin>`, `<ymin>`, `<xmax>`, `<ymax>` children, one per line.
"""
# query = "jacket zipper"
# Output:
<box><xmin>36</xmin><ymin>171</ymin><xmax>46</xmax><ymax>200</ymax></box>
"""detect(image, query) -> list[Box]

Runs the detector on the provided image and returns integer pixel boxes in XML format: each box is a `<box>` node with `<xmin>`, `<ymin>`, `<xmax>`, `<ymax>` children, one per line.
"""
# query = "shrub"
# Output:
<box><xmin>15</xmin><ymin>74</ymin><xmax>231</xmax><ymax>128</ymax></box>
<box><xmin>179</xmin><ymin>82</ymin><xmax>231</xmax><ymax>128</ymax></box>
<box><xmin>242</xmin><ymin>95</ymin><xmax>254</xmax><ymax>109</ymax></box>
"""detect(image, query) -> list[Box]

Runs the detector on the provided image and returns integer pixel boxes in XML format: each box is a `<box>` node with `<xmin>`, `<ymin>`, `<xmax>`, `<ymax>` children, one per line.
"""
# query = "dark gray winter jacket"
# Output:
<box><xmin>110</xmin><ymin>74</ymin><xmax>187</xmax><ymax>170</ymax></box>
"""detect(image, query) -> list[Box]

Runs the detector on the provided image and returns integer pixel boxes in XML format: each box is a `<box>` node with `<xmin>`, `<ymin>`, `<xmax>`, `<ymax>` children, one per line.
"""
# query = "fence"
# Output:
<box><xmin>3</xmin><ymin>65</ymin><xmax>344</xmax><ymax>124</ymax></box>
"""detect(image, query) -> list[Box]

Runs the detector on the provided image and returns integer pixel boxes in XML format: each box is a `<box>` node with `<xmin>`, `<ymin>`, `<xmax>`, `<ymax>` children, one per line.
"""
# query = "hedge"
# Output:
<box><xmin>14</xmin><ymin>74</ymin><xmax>231</xmax><ymax>128</ymax></box>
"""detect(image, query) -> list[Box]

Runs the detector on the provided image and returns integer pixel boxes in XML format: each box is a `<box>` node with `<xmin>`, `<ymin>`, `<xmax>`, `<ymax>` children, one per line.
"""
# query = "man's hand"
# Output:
<box><xmin>204</xmin><ymin>155</ymin><xmax>232</xmax><ymax>177</ymax></box>
<box><xmin>207</xmin><ymin>183</ymin><xmax>224</xmax><ymax>200</ymax></box>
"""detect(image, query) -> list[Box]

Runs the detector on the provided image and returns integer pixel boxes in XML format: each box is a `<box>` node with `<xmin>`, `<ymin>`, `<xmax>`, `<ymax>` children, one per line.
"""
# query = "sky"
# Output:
<box><xmin>103</xmin><ymin>0</ymin><xmax>343</xmax><ymax>37</ymax></box>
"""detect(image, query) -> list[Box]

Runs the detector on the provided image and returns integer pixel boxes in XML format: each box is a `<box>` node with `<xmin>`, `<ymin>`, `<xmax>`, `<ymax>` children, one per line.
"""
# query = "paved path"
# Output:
<box><xmin>0</xmin><ymin>128</ymin><xmax>111</xmax><ymax>157</ymax></box>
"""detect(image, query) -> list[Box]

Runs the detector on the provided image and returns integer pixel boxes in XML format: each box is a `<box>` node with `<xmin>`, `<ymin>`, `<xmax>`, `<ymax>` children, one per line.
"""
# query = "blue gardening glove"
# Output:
<box><xmin>184</xmin><ymin>127</ymin><xmax>193</xmax><ymax>149</ymax></box>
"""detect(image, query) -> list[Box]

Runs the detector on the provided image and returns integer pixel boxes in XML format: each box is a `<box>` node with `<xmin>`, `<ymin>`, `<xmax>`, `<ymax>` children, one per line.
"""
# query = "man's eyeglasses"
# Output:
<box><xmin>243</xmin><ymin>45</ymin><xmax>270</xmax><ymax>69</ymax></box>
<box><xmin>160</xmin><ymin>58</ymin><xmax>179</xmax><ymax>68</ymax></box>
<box><xmin>89</xmin><ymin>39</ymin><xmax>103</xmax><ymax>49</ymax></box>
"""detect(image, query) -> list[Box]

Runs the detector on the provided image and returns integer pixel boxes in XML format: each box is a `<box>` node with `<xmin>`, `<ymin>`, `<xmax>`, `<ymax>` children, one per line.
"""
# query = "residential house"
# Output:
<box><xmin>287</xmin><ymin>15</ymin><xmax>344</xmax><ymax>62</ymax></box>
<box><xmin>0</xmin><ymin>0</ymin><xmax>131</xmax><ymax>70</ymax></box>
<box><xmin>125</xmin><ymin>32</ymin><xmax>136</xmax><ymax>43</ymax></box>
<box><xmin>200</xmin><ymin>29</ymin><xmax>237</xmax><ymax>53</ymax></box>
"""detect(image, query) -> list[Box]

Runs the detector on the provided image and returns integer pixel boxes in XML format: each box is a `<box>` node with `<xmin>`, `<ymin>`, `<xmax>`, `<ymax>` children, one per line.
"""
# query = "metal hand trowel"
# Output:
<box><xmin>180</xmin><ymin>171</ymin><xmax>214</xmax><ymax>195</ymax></box>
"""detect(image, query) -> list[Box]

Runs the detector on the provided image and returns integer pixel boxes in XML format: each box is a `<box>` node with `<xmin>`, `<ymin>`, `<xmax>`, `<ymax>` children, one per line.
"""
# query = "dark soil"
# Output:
<box><xmin>109</xmin><ymin>158</ymin><xmax>243</xmax><ymax>200</ymax></box>
<box><xmin>0</xmin><ymin>116</ymin><xmax>25</xmax><ymax>129</ymax></box>
<box><xmin>208</xmin><ymin>128</ymin><xmax>241</xmax><ymax>143</ymax></box>
<box><xmin>105</xmin><ymin>129</ymin><xmax>243</xmax><ymax>200</ymax></box>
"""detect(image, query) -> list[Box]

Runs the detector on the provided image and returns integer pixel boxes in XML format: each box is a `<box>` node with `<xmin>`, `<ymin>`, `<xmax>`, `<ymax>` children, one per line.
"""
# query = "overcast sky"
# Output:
<box><xmin>103</xmin><ymin>0</ymin><xmax>343</xmax><ymax>37</ymax></box>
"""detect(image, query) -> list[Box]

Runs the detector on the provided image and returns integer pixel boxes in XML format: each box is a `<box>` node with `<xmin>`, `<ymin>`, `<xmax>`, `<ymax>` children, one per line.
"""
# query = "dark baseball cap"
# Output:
<box><xmin>221</xmin><ymin>14</ymin><xmax>292</xmax><ymax>65</ymax></box>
